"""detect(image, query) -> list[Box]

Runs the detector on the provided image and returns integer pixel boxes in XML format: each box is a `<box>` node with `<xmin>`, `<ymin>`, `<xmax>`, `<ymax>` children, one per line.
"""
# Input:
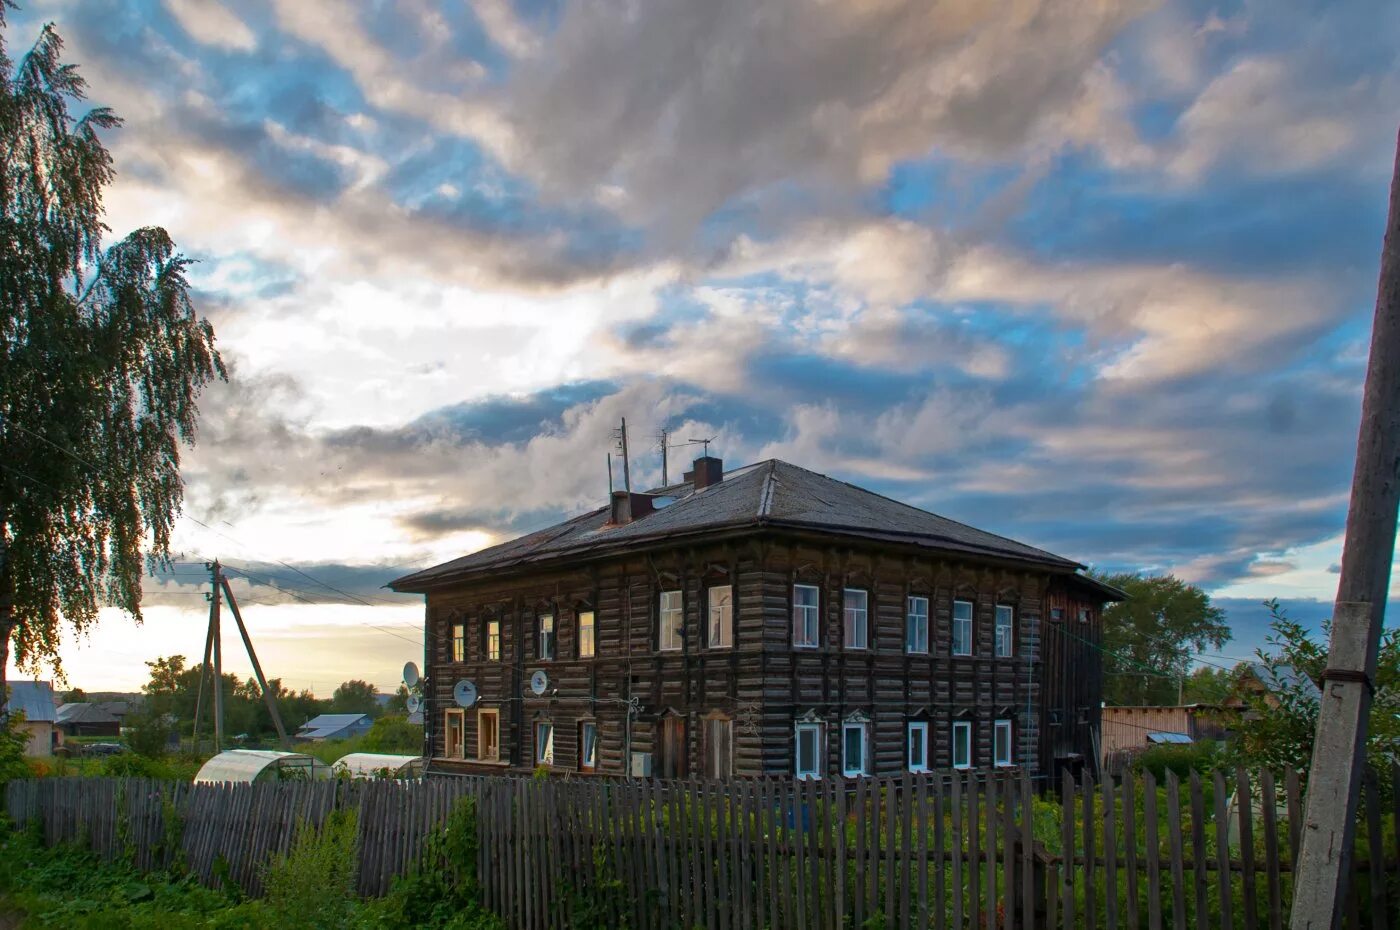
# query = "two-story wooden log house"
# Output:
<box><xmin>390</xmin><ymin>457</ymin><xmax>1122</xmax><ymax>781</ymax></box>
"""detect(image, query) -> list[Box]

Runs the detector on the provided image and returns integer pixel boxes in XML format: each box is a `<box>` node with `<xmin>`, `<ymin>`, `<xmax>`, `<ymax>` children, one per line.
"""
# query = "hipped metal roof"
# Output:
<box><xmin>392</xmin><ymin>459</ymin><xmax>1119</xmax><ymax>595</ymax></box>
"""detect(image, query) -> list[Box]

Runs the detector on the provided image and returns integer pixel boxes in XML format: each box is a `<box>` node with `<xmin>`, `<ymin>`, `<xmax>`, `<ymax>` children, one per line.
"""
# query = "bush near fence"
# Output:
<box><xmin>4</xmin><ymin>767</ymin><xmax>1397</xmax><ymax>929</ymax></box>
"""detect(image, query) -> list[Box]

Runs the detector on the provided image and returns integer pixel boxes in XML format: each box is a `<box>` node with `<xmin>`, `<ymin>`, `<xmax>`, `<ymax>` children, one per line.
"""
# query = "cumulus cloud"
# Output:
<box><xmin>163</xmin><ymin>0</ymin><xmax>256</xmax><ymax>52</ymax></box>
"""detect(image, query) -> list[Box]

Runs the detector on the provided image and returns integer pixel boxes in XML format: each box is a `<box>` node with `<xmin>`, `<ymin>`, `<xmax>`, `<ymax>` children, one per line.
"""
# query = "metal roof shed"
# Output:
<box><xmin>194</xmin><ymin>749</ymin><xmax>332</xmax><ymax>784</ymax></box>
<box><xmin>335</xmin><ymin>753</ymin><xmax>426</xmax><ymax>779</ymax></box>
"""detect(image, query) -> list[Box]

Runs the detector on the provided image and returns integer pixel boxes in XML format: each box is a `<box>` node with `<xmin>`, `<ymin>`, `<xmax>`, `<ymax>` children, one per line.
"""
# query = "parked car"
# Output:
<box><xmin>84</xmin><ymin>742</ymin><xmax>128</xmax><ymax>757</ymax></box>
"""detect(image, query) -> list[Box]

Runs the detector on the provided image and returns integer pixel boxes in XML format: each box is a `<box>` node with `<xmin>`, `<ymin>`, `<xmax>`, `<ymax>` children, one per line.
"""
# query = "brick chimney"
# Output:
<box><xmin>609</xmin><ymin>490</ymin><xmax>656</xmax><ymax>525</ymax></box>
<box><xmin>690</xmin><ymin>455</ymin><xmax>723</xmax><ymax>491</ymax></box>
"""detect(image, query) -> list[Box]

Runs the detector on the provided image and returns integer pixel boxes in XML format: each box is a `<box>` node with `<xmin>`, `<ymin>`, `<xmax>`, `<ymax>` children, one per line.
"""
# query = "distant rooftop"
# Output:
<box><xmin>393</xmin><ymin>458</ymin><xmax>1109</xmax><ymax>592</ymax></box>
<box><xmin>4</xmin><ymin>681</ymin><xmax>57</xmax><ymax>724</ymax></box>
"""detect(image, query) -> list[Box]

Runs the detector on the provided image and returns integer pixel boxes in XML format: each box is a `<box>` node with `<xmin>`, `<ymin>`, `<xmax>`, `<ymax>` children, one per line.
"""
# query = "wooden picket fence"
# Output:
<box><xmin>5</xmin><ymin>766</ymin><xmax>1398</xmax><ymax>928</ymax></box>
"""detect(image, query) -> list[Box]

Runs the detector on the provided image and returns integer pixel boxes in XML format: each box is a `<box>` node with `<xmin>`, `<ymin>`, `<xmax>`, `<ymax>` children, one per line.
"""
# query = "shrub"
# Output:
<box><xmin>261</xmin><ymin>809</ymin><xmax>359</xmax><ymax>930</ymax></box>
<box><xmin>0</xmin><ymin>711</ymin><xmax>31</xmax><ymax>784</ymax></box>
<box><xmin>1133</xmin><ymin>739</ymin><xmax>1221</xmax><ymax>782</ymax></box>
<box><xmin>360</xmin><ymin>715</ymin><xmax>423</xmax><ymax>753</ymax></box>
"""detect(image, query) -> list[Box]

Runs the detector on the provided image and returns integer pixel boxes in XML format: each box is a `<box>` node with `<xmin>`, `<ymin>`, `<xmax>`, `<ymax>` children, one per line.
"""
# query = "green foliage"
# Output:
<box><xmin>1227</xmin><ymin>599</ymin><xmax>1400</xmax><ymax>777</ymax></box>
<box><xmin>124</xmin><ymin>707</ymin><xmax>172</xmax><ymax>757</ymax></box>
<box><xmin>1091</xmin><ymin>572</ymin><xmax>1232</xmax><ymax>705</ymax></box>
<box><xmin>365</xmin><ymin>796</ymin><xmax>502</xmax><ymax>930</ymax></box>
<box><xmin>0</xmin><ymin>11</ymin><xmax>225</xmax><ymax>691</ymax></box>
<box><xmin>142</xmin><ymin>653</ymin><xmax>327</xmax><ymax>743</ymax></box>
<box><xmin>560</xmin><ymin>845</ymin><xmax>630</xmax><ymax>930</ymax></box>
<box><xmin>1133</xmin><ymin>739</ymin><xmax>1223</xmax><ymax>782</ymax></box>
<box><xmin>96</xmin><ymin>752</ymin><xmax>203</xmax><ymax>782</ymax></box>
<box><xmin>261</xmin><ymin>809</ymin><xmax>359</xmax><ymax>930</ymax></box>
<box><xmin>361</xmin><ymin>714</ymin><xmax>423</xmax><ymax>752</ymax></box>
<box><xmin>1182</xmin><ymin>665</ymin><xmax>1244</xmax><ymax>704</ymax></box>
<box><xmin>0</xmin><ymin>711</ymin><xmax>31</xmax><ymax>783</ymax></box>
<box><xmin>385</xmin><ymin>684</ymin><xmax>411</xmax><ymax>715</ymax></box>
<box><xmin>331</xmin><ymin>680</ymin><xmax>382</xmax><ymax>718</ymax></box>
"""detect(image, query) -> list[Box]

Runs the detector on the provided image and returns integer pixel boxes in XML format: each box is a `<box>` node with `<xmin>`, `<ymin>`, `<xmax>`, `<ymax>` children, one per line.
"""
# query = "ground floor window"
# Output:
<box><xmin>535</xmin><ymin>721</ymin><xmax>554</xmax><ymax>766</ymax></box>
<box><xmin>579</xmin><ymin>720</ymin><xmax>597</xmax><ymax>772</ymax></box>
<box><xmin>994</xmin><ymin>719</ymin><xmax>1013</xmax><ymax>767</ymax></box>
<box><xmin>841</xmin><ymin>720</ymin><xmax>868</xmax><ymax>777</ymax></box>
<box><xmin>952</xmin><ymin>721</ymin><xmax>972</xmax><ymax>769</ymax></box>
<box><xmin>795</xmin><ymin>721</ymin><xmax>823</xmax><ymax>779</ymax></box>
<box><xmin>477</xmin><ymin>708</ymin><xmax>499</xmax><ymax>761</ymax></box>
<box><xmin>704</xmin><ymin>716</ymin><xmax>733</xmax><ymax>778</ymax></box>
<box><xmin>907</xmin><ymin>721</ymin><xmax>929</xmax><ymax>772</ymax></box>
<box><xmin>444</xmin><ymin>709</ymin><xmax>464</xmax><ymax>760</ymax></box>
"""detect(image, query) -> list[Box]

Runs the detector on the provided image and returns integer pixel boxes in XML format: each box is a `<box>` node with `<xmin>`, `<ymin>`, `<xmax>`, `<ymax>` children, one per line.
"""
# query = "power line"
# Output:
<box><xmin>221</xmin><ymin>564</ymin><xmax>423</xmax><ymax>647</ymax></box>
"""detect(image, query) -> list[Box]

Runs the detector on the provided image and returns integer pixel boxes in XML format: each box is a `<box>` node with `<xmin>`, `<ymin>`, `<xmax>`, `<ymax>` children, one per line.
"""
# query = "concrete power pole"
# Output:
<box><xmin>1289</xmin><ymin>129</ymin><xmax>1400</xmax><ymax>929</ymax></box>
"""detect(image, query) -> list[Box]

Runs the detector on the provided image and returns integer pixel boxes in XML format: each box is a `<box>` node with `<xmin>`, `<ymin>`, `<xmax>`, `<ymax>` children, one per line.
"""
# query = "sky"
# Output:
<box><xmin>4</xmin><ymin>0</ymin><xmax>1399</xmax><ymax>696</ymax></box>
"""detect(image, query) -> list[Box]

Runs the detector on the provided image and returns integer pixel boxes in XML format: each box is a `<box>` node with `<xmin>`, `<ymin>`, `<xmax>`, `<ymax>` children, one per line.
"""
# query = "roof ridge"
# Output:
<box><xmin>767</xmin><ymin>459</ymin><xmax>1075</xmax><ymax>566</ymax></box>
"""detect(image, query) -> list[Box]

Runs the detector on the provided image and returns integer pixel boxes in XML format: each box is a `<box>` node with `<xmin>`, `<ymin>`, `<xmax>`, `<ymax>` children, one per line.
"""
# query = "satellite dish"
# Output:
<box><xmin>453</xmin><ymin>679</ymin><xmax>478</xmax><ymax>708</ymax></box>
<box><xmin>406</xmin><ymin>694</ymin><xmax>422</xmax><ymax>714</ymax></box>
<box><xmin>530</xmin><ymin>669</ymin><xmax>549</xmax><ymax>696</ymax></box>
<box><xmin>403</xmin><ymin>662</ymin><xmax>420</xmax><ymax>688</ymax></box>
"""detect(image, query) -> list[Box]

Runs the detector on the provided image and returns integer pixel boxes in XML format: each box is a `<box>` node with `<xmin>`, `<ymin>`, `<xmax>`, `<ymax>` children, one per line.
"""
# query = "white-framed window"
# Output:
<box><xmin>451</xmin><ymin>622</ymin><xmax>466</xmax><ymax>662</ymax></box>
<box><xmin>708</xmin><ymin>585</ymin><xmax>733</xmax><ymax>649</ymax></box>
<box><xmin>795</xmin><ymin>721</ymin><xmax>823</xmax><ymax>779</ymax></box>
<box><xmin>477</xmin><ymin>708</ymin><xmax>499</xmax><ymax>761</ymax></box>
<box><xmin>705</xmin><ymin>717</ymin><xmax>733</xmax><ymax>778</ymax></box>
<box><xmin>486</xmin><ymin>619</ymin><xmax>501</xmax><ymax>661</ymax></box>
<box><xmin>952</xmin><ymin>600</ymin><xmax>974</xmax><ymax>656</ymax></box>
<box><xmin>444</xmin><ymin>709</ymin><xmax>464</xmax><ymax>759</ymax></box>
<box><xmin>841</xmin><ymin>720</ymin><xmax>868</xmax><ymax>777</ymax></box>
<box><xmin>659</xmin><ymin>590</ymin><xmax>683</xmax><ymax>651</ymax></box>
<box><xmin>535</xmin><ymin>721</ymin><xmax>554</xmax><ymax>766</ymax></box>
<box><xmin>579</xmin><ymin>720</ymin><xmax>597</xmax><ymax>771</ymax></box>
<box><xmin>578</xmin><ymin>611</ymin><xmax>595</xmax><ymax>659</ymax></box>
<box><xmin>994</xmin><ymin>604</ymin><xmax>1014</xmax><ymax>658</ymax></box>
<box><xmin>843</xmin><ymin>589</ymin><xmax>868</xmax><ymax>649</ymax></box>
<box><xmin>538</xmin><ymin>614</ymin><xmax>555</xmax><ymax>660</ymax></box>
<box><xmin>906</xmin><ymin>596</ymin><xmax>930</xmax><ymax>653</ymax></box>
<box><xmin>994</xmin><ymin>719</ymin><xmax>1013</xmax><ymax>767</ymax></box>
<box><xmin>792</xmin><ymin>584</ymin><xmax>820</xmax><ymax>647</ymax></box>
<box><xmin>952</xmin><ymin>721</ymin><xmax>972</xmax><ymax>769</ymax></box>
<box><xmin>907</xmin><ymin>721</ymin><xmax>929</xmax><ymax>773</ymax></box>
<box><xmin>1078</xmin><ymin>607</ymin><xmax>1092</xmax><ymax>623</ymax></box>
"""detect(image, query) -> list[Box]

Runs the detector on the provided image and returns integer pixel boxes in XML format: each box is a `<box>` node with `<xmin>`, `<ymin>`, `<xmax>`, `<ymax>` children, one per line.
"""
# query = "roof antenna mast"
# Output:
<box><xmin>656</xmin><ymin>427</ymin><xmax>670</xmax><ymax>486</ymax></box>
<box><xmin>614</xmin><ymin>418</ymin><xmax>632</xmax><ymax>492</ymax></box>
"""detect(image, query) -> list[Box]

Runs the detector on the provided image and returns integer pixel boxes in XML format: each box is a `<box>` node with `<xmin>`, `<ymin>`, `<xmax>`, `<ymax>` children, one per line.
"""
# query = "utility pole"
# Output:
<box><xmin>1290</xmin><ymin>129</ymin><xmax>1400</xmax><ymax>930</ymax></box>
<box><xmin>210</xmin><ymin>560</ymin><xmax>224</xmax><ymax>752</ymax></box>
<box><xmin>191</xmin><ymin>560</ymin><xmax>293</xmax><ymax>754</ymax></box>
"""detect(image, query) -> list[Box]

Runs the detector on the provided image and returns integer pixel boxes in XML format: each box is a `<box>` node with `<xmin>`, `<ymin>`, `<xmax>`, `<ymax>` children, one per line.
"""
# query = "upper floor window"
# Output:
<box><xmin>994</xmin><ymin>719</ymin><xmax>1013</xmax><ymax>767</ymax></box>
<box><xmin>994</xmin><ymin>604</ymin><xmax>1014</xmax><ymax>657</ymax></box>
<box><xmin>793</xmin><ymin>585</ymin><xmax>820</xmax><ymax>647</ymax></box>
<box><xmin>708</xmin><ymin>585</ymin><xmax>733</xmax><ymax>649</ymax></box>
<box><xmin>906</xmin><ymin>596</ymin><xmax>930</xmax><ymax>653</ymax></box>
<box><xmin>841</xmin><ymin>720</ymin><xmax>868</xmax><ymax>777</ymax></box>
<box><xmin>952</xmin><ymin>600</ymin><xmax>974</xmax><ymax>656</ymax></box>
<box><xmin>795</xmin><ymin>721</ymin><xmax>823</xmax><ymax>779</ymax></box>
<box><xmin>907</xmin><ymin>721</ymin><xmax>929</xmax><ymax>773</ymax></box>
<box><xmin>1050</xmin><ymin>607</ymin><xmax>1064</xmax><ymax>622</ymax></box>
<box><xmin>843</xmin><ymin>589</ymin><xmax>868</xmax><ymax>649</ymax></box>
<box><xmin>578</xmin><ymin>611</ymin><xmax>596</xmax><ymax>659</ymax></box>
<box><xmin>538</xmin><ymin>614</ymin><xmax>556</xmax><ymax>661</ymax></box>
<box><xmin>659</xmin><ymin>590</ymin><xmax>683</xmax><ymax>651</ymax></box>
<box><xmin>451</xmin><ymin>622</ymin><xmax>465</xmax><ymax>663</ymax></box>
<box><xmin>486</xmin><ymin>619</ymin><xmax>501</xmax><ymax>661</ymax></box>
<box><xmin>1078</xmin><ymin>607</ymin><xmax>1092</xmax><ymax>623</ymax></box>
<box><xmin>952</xmin><ymin>721</ymin><xmax>972</xmax><ymax>769</ymax></box>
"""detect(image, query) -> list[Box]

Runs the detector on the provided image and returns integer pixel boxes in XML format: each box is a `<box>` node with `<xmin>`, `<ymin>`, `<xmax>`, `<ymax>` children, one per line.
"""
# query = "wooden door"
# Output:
<box><xmin>659</xmin><ymin>716</ymin><xmax>687</xmax><ymax>778</ymax></box>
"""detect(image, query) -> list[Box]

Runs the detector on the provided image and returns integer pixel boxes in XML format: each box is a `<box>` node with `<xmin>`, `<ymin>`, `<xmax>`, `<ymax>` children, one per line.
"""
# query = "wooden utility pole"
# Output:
<box><xmin>210</xmin><ymin>560</ymin><xmax>224</xmax><ymax>752</ymax></box>
<box><xmin>191</xmin><ymin>560</ymin><xmax>293</xmax><ymax>753</ymax></box>
<box><xmin>1289</xmin><ymin>129</ymin><xmax>1400</xmax><ymax>930</ymax></box>
<box><xmin>619</xmin><ymin>417</ymin><xmax>632</xmax><ymax>492</ymax></box>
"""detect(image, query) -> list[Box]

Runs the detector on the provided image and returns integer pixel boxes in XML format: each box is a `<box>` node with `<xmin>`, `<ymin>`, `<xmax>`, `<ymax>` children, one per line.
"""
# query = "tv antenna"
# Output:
<box><xmin>191</xmin><ymin>560</ymin><xmax>292</xmax><ymax>753</ymax></box>
<box><xmin>670</xmin><ymin>435</ymin><xmax>716</xmax><ymax>458</ymax></box>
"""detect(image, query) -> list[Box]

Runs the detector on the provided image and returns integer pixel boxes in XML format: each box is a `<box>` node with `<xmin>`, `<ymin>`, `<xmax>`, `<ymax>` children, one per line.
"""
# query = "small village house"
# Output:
<box><xmin>55</xmin><ymin>702</ymin><xmax>122</xmax><ymax>738</ymax></box>
<box><xmin>392</xmin><ymin>456</ymin><xmax>1123</xmax><ymax>781</ymax></box>
<box><xmin>1099</xmin><ymin>704</ymin><xmax>1231</xmax><ymax>774</ymax></box>
<box><xmin>295</xmin><ymin>712</ymin><xmax>374</xmax><ymax>741</ymax></box>
<box><xmin>4</xmin><ymin>681</ymin><xmax>61</xmax><ymax>757</ymax></box>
